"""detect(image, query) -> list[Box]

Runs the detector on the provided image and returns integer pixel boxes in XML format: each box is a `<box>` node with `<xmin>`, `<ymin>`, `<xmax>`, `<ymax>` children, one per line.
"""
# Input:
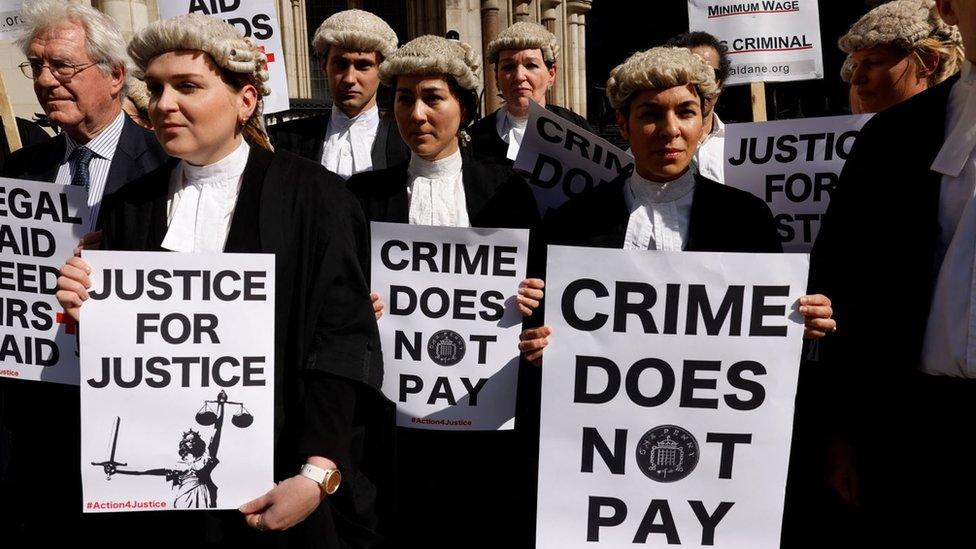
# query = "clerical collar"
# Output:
<box><xmin>182</xmin><ymin>139</ymin><xmax>250</xmax><ymax>185</ymax></box>
<box><xmin>330</xmin><ymin>103</ymin><xmax>379</xmax><ymax>130</ymax></box>
<box><xmin>628</xmin><ymin>169</ymin><xmax>696</xmax><ymax>204</ymax></box>
<box><xmin>408</xmin><ymin>148</ymin><xmax>463</xmax><ymax>179</ymax></box>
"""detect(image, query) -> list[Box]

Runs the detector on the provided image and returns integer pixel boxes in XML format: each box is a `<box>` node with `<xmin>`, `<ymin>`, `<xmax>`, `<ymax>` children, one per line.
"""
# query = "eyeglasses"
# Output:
<box><xmin>19</xmin><ymin>59</ymin><xmax>98</xmax><ymax>81</ymax></box>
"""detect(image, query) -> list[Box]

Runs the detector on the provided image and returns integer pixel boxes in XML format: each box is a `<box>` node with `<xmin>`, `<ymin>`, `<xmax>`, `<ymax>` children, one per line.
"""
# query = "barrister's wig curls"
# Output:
<box><xmin>839</xmin><ymin>0</ymin><xmax>963</xmax><ymax>85</ymax></box>
<box><xmin>606</xmin><ymin>47</ymin><xmax>720</xmax><ymax>112</ymax></box>
<box><xmin>128</xmin><ymin>14</ymin><xmax>272</xmax><ymax>150</ymax></box>
<box><xmin>486</xmin><ymin>22</ymin><xmax>559</xmax><ymax>66</ymax></box>
<box><xmin>379</xmin><ymin>35</ymin><xmax>483</xmax><ymax>92</ymax></box>
<box><xmin>312</xmin><ymin>9</ymin><xmax>398</xmax><ymax>61</ymax></box>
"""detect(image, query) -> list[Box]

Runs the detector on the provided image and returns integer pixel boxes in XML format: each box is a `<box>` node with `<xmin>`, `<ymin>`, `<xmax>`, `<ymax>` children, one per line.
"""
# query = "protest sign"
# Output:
<box><xmin>688</xmin><ymin>0</ymin><xmax>823</xmax><ymax>85</ymax></box>
<box><xmin>514</xmin><ymin>101</ymin><xmax>634</xmax><ymax>217</ymax></box>
<box><xmin>80</xmin><ymin>250</ymin><xmax>275</xmax><ymax>512</ymax></box>
<box><xmin>724</xmin><ymin>114</ymin><xmax>871</xmax><ymax>252</ymax></box>
<box><xmin>160</xmin><ymin>0</ymin><xmax>289</xmax><ymax>114</ymax></box>
<box><xmin>536</xmin><ymin>246</ymin><xmax>808</xmax><ymax>548</ymax></box>
<box><xmin>371</xmin><ymin>222</ymin><xmax>528</xmax><ymax>431</ymax></box>
<box><xmin>0</xmin><ymin>0</ymin><xmax>23</xmax><ymax>41</ymax></box>
<box><xmin>1</xmin><ymin>178</ymin><xmax>89</xmax><ymax>384</ymax></box>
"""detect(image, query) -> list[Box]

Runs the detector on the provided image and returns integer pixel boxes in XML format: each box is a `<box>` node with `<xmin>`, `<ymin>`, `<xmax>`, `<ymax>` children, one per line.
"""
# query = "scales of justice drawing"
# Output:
<box><xmin>91</xmin><ymin>390</ymin><xmax>255</xmax><ymax>508</ymax></box>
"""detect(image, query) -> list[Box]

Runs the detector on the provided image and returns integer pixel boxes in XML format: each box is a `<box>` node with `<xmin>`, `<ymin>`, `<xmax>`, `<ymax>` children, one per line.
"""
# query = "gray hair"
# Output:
<box><xmin>16</xmin><ymin>0</ymin><xmax>128</xmax><ymax>85</ymax></box>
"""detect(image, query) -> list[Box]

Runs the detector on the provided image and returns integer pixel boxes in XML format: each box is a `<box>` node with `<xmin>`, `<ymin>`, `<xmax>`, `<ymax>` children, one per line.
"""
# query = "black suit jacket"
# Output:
<box><xmin>345</xmin><ymin>151</ymin><xmax>541</xmax><ymax>231</ymax></box>
<box><xmin>1</xmin><ymin>114</ymin><xmax>167</xmax><ymax>198</ymax></box>
<box><xmin>267</xmin><ymin>110</ymin><xmax>410</xmax><ymax>171</ymax></box>
<box><xmin>808</xmin><ymin>75</ymin><xmax>957</xmax><ymax>432</ymax></box>
<box><xmin>467</xmin><ymin>103</ymin><xmax>594</xmax><ymax>165</ymax></box>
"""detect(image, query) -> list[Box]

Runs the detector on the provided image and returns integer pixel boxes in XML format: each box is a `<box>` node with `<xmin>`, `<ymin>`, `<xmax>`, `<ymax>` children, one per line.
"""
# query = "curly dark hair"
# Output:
<box><xmin>665</xmin><ymin>31</ymin><xmax>731</xmax><ymax>88</ymax></box>
<box><xmin>178</xmin><ymin>430</ymin><xmax>206</xmax><ymax>459</ymax></box>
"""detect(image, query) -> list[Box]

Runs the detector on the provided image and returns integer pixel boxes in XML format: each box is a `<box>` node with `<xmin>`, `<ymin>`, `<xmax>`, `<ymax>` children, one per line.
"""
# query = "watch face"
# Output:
<box><xmin>325</xmin><ymin>470</ymin><xmax>342</xmax><ymax>494</ymax></box>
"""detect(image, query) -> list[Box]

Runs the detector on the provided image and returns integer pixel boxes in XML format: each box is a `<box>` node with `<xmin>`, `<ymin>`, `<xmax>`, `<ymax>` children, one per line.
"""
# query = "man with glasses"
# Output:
<box><xmin>1</xmin><ymin>0</ymin><xmax>166</xmax><ymax>230</ymax></box>
<box><xmin>0</xmin><ymin>1</ymin><xmax>166</xmax><ymax>544</ymax></box>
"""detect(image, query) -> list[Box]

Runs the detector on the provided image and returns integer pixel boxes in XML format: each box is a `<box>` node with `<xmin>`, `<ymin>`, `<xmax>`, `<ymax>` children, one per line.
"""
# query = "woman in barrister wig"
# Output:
<box><xmin>839</xmin><ymin>0</ymin><xmax>962</xmax><ymax>115</ymax></box>
<box><xmin>466</xmin><ymin>21</ymin><xmax>593</xmax><ymax>164</ymax></box>
<box><xmin>514</xmin><ymin>48</ymin><xmax>838</xmax><ymax>542</ymax></box>
<box><xmin>55</xmin><ymin>14</ymin><xmax>391</xmax><ymax>548</ymax></box>
<box><xmin>520</xmin><ymin>47</ymin><xmax>837</xmax><ymax>358</ymax></box>
<box><xmin>344</xmin><ymin>35</ymin><xmax>542</xmax><ymax>548</ymax></box>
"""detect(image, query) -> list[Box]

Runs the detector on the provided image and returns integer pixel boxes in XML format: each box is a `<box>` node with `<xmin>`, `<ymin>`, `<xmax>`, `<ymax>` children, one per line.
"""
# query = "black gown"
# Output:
<box><xmin>85</xmin><ymin>146</ymin><xmax>392</xmax><ymax>548</ymax></box>
<box><xmin>346</xmin><ymin>151</ymin><xmax>541</xmax><ymax>549</ymax></box>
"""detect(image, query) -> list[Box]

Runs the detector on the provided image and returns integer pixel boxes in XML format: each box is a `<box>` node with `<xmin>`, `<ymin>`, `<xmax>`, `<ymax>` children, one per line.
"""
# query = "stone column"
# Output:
<box><xmin>540</xmin><ymin>0</ymin><xmax>560</xmax><ymax>105</ymax></box>
<box><xmin>480</xmin><ymin>0</ymin><xmax>501</xmax><ymax>113</ymax></box>
<box><xmin>565</xmin><ymin>11</ymin><xmax>579</xmax><ymax>113</ymax></box>
<box><xmin>278</xmin><ymin>0</ymin><xmax>311</xmax><ymax>99</ymax></box>
<box><xmin>94</xmin><ymin>0</ymin><xmax>149</xmax><ymax>39</ymax></box>
<box><xmin>566</xmin><ymin>0</ymin><xmax>591</xmax><ymax>117</ymax></box>
<box><xmin>513</xmin><ymin>0</ymin><xmax>531</xmax><ymax>23</ymax></box>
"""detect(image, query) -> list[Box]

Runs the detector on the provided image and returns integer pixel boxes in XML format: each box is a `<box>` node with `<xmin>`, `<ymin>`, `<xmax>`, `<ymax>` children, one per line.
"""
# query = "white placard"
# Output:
<box><xmin>371</xmin><ymin>222</ymin><xmax>528</xmax><ymax>431</ymax></box>
<box><xmin>0</xmin><ymin>0</ymin><xmax>23</xmax><ymax>41</ymax></box>
<box><xmin>0</xmin><ymin>178</ymin><xmax>90</xmax><ymax>384</ymax></box>
<box><xmin>514</xmin><ymin>101</ymin><xmax>634</xmax><ymax>217</ymax></box>
<box><xmin>536</xmin><ymin>246</ymin><xmax>808</xmax><ymax>548</ymax></box>
<box><xmin>160</xmin><ymin>0</ymin><xmax>290</xmax><ymax>114</ymax></box>
<box><xmin>80</xmin><ymin>250</ymin><xmax>275</xmax><ymax>513</ymax></box>
<box><xmin>724</xmin><ymin>114</ymin><xmax>871</xmax><ymax>252</ymax></box>
<box><xmin>688</xmin><ymin>0</ymin><xmax>823</xmax><ymax>85</ymax></box>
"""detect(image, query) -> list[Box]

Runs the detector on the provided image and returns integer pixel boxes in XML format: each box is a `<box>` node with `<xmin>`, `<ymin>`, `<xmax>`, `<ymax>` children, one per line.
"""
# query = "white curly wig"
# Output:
<box><xmin>486</xmin><ymin>22</ymin><xmax>559</xmax><ymax>66</ymax></box>
<box><xmin>128</xmin><ymin>14</ymin><xmax>272</xmax><ymax>149</ymax></box>
<box><xmin>379</xmin><ymin>35</ymin><xmax>482</xmax><ymax>92</ymax></box>
<box><xmin>312</xmin><ymin>9</ymin><xmax>398</xmax><ymax>61</ymax></box>
<box><xmin>838</xmin><ymin>0</ymin><xmax>960</xmax><ymax>53</ymax></box>
<box><xmin>606</xmin><ymin>47</ymin><xmax>720</xmax><ymax>111</ymax></box>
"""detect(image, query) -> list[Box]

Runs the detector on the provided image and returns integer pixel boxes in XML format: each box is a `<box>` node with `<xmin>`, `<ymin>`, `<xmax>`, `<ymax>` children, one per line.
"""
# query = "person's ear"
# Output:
<box><xmin>936</xmin><ymin>0</ymin><xmax>959</xmax><ymax>26</ymax></box>
<box><xmin>110</xmin><ymin>64</ymin><xmax>125</xmax><ymax>97</ymax></box>
<box><xmin>615</xmin><ymin>109</ymin><xmax>630</xmax><ymax>141</ymax></box>
<box><xmin>238</xmin><ymin>84</ymin><xmax>258</xmax><ymax>124</ymax></box>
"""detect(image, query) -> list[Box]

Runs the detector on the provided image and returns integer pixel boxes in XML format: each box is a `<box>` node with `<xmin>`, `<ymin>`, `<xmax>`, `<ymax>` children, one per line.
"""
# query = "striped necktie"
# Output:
<box><xmin>70</xmin><ymin>146</ymin><xmax>95</xmax><ymax>193</ymax></box>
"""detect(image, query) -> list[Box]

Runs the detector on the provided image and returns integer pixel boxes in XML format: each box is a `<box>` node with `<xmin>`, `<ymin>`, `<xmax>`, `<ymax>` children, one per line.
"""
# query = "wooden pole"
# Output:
<box><xmin>0</xmin><ymin>69</ymin><xmax>22</xmax><ymax>153</ymax></box>
<box><xmin>750</xmin><ymin>81</ymin><xmax>767</xmax><ymax>122</ymax></box>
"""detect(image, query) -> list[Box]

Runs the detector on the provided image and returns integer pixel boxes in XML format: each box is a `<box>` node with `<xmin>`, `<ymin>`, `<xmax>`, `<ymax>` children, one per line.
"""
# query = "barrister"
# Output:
<box><xmin>267</xmin><ymin>9</ymin><xmax>408</xmax><ymax>178</ymax></box>
<box><xmin>55</xmin><ymin>14</ymin><xmax>389</xmax><ymax>548</ymax></box>
<box><xmin>346</xmin><ymin>34</ymin><xmax>541</xmax><ymax>548</ymax></box>
<box><xmin>810</xmin><ymin>1</ymin><xmax>976</xmax><ymax>544</ymax></box>
<box><xmin>466</xmin><ymin>22</ymin><xmax>593</xmax><ymax>165</ymax></box>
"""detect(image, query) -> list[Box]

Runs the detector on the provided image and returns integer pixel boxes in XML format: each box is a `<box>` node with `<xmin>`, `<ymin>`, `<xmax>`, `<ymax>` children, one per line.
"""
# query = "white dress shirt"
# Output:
<box><xmin>922</xmin><ymin>60</ymin><xmax>976</xmax><ymax>378</ymax></box>
<box><xmin>55</xmin><ymin>110</ymin><xmax>126</xmax><ymax>230</ymax></box>
<box><xmin>495</xmin><ymin>109</ymin><xmax>528</xmax><ymax>162</ymax></box>
<box><xmin>622</xmin><ymin>169</ymin><xmax>696</xmax><ymax>251</ymax></box>
<box><xmin>693</xmin><ymin>112</ymin><xmax>726</xmax><ymax>184</ymax></box>
<box><xmin>320</xmin><ymin>104</ymin><xmax>379</xmax><ymax>179</ymax></box>
<box><xmin>406</xmin><ymin>149</ymin><xmax>470</xmax><ymax>227</ymax></box>
<box><xmin>161</xmin><ymin>139</ymin><xmax>250</xmax><ymax>253</ymax></box>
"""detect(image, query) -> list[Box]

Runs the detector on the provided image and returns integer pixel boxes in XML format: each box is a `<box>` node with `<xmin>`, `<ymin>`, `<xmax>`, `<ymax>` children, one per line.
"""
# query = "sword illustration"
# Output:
<box><xmin>91</xmin><ymin>416</ymin><xmax>127</xmax><ymax>480</ymax></box>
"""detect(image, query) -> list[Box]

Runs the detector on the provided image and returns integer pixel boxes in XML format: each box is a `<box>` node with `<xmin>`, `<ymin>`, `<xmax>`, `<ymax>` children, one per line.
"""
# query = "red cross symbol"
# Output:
<box><xmin>56</xmin><ymin>312</ymin><xmax>77</xmax><ymax>335</ymax></box>
<box><xmin>256</xmin><ymin>46</ymin><xmax>275</xmax><ymax>70</ymax></box>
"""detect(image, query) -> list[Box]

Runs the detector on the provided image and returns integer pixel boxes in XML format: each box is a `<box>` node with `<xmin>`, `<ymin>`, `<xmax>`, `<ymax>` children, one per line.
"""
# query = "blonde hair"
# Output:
<box><xmin>606</xmin><ymin>47</ymin><xmax>720</xmax><ymax>112</ymax></box>
<box><xmin>128</xmin><ymin>14</ymin><xmax>272</xmax><ymax>150</ymax></box>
